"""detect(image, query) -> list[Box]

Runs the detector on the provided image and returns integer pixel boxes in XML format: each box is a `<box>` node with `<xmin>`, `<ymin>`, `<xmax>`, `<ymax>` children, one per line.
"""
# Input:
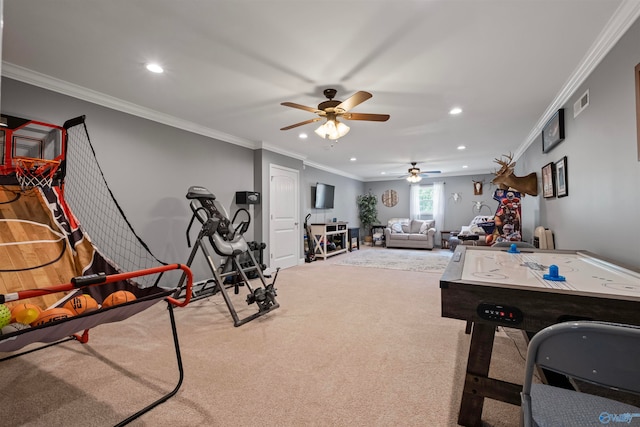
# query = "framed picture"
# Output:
<box><xmin>555</xmin><ymin>156</ymin><xmax>568</xmax><ymax>197</ymax></box>
<box><xmin>542</xmin><ymin>162</ymin><xmax>555</xmax><ymax>198</ymax></box>
<box><xmin>542</xmin><ymin>109</ymin><xmax>565</xmax><ymax>153</ymax></box>
<box><xmin>473</xmin><ymin>180</ymin><xmax>483</xmax><ymax>195</ymax></box>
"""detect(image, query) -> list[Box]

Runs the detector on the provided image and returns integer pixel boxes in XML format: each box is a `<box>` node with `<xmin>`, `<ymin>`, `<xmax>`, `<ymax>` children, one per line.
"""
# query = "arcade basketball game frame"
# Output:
<box><xmin>0</xmin><ymin>115</ymin><xmax>194</xmax><ymax>425</ymax></box>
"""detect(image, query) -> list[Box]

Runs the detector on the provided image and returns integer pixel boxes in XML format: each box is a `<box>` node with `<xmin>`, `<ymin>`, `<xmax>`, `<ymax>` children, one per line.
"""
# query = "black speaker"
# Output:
<box><xmin>236</xmin><ymin>191</ymin><xmax>261</xmax><ymax>205</ymax></box>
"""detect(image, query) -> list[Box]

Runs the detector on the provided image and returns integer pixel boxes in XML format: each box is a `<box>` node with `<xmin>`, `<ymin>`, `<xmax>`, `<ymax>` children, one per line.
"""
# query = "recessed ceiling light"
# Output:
<box><xmin>462</xmin><ymin>165</ymin><xmax>469</xmax><ymax>169</ymax></box>
<box><xmin>350</xmin><ymin>157</ymin><xmax>357</xmax><ymax>162</ymax></box>
<box><xmin>146</xmin><ymin>63</ymin><xmax>164</xmax><ymax>73</ymax></box>
<box><xmin>457</xmin><ymin>145</ymin><xmax>466</xmax><ymax>150</ymax></box>
<box><xmin>299</xmin><ymin>133</ymin><xmax>308</xmax><ymax>139</ymax></box>
<box><xmin>381</xmin><ymin>172</ymin><xmax>386</xmax><ymax>175</ymax></box>
<box><xmin>449</xmin><ymin>107</ymin><xmax>463</xmax><ymax>115</ymax></box>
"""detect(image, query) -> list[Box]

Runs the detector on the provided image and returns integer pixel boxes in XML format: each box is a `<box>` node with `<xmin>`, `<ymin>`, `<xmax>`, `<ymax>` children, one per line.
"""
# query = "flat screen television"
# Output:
<box><xmin>314</xmin><ymin>183</ymin><xmax>335</xmax><ymax>209</ymax></box>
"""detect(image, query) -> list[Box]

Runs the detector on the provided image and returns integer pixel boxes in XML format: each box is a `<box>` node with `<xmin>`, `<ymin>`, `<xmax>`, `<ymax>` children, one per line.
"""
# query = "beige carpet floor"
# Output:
<box><xmin>0</xmin><ymin>247</ymin><xmax>526</xmax><ymax>426</ymax></box>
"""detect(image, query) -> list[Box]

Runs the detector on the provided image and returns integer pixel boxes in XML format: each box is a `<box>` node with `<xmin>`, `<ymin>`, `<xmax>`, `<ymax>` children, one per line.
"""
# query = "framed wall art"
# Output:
<box><xmin>555</xmin><ymin>156</ymin><xmax>568</xmax><ymax>197</ymax></box>
<box><xmin>473</xmin><ymin>179</ymin><xmax>483</xmax><ymax>195</ymax></box>
<box><xmin>542</xmin><ymin>108</ymin><xmax>565</xmax><ymax>153</ymax></box>
<box><xmin>542</xmin><ymin>162</ymin><xmax>555</xmax><ymax>198</ymax></box>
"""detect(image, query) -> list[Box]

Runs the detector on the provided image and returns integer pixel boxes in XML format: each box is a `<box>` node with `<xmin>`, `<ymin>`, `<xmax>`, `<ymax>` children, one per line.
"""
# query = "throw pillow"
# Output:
<box><xmin>419</xmin><ymin>221</ymin><xmax>429</xmax><ymax>234</ymax></box>
<box><xmin>391</xmin><ymin>222</ymin><xmax>404</xmax><ymax>233</ymax></box>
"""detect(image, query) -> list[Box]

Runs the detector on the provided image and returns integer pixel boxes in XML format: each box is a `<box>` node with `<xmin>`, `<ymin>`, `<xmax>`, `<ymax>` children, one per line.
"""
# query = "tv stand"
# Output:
<box><xmin>310</xmin><ymin>223</ymin><xmax>348</xmax><ymax>259</ymax></box>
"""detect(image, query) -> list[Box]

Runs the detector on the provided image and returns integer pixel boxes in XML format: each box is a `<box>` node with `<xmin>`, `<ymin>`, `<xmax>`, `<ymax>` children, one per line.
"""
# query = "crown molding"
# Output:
<box><xmin>259</xmin><ymin>142</ymin><xmax>307</xmax><ymax>161</ymax></box>
<box><xmin>2</xmin><ymin>62</ymin><xmax>257</xmax><ymax>149</ymax></box>
<box><xmin>303</xmin><ymin>160</ymin><xmax>363</xmax><ymax>181</ymax></box>
<box><xmin>514</xmin><ymin>0</ymin><xmax>640</xmax><ymax>161</ymax></box>
<box><xmin>3</xmin><ymin>61</ymin><xmax>363</xmax><ymax>180</ymax></box>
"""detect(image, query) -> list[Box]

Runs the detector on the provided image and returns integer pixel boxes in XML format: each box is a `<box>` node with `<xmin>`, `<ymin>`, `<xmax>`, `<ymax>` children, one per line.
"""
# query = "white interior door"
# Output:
<box><xmin>269</xmin><ymin>164</ymin><xmax>299</xmax><ymax>270</ymax></box>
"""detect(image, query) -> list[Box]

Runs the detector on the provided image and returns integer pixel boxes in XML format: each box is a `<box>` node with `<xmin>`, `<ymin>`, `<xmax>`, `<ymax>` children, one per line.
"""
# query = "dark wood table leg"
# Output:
<box><xmin>458</xmin><ymin>322</ymin><xmax>496</xmax><ymax>427</ymax></box>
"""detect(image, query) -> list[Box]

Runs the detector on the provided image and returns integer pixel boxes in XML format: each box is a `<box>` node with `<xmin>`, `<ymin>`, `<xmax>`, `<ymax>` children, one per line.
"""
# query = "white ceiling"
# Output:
<box><xmin>3</xmin><ymin>1</ymin><xmax>639</xmax><ymax>181</ymax></box>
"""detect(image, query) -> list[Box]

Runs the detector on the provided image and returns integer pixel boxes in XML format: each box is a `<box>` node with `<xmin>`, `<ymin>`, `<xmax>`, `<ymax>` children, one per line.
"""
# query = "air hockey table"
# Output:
<box><xmin>440</xmin><ymin>245</ymin><xmax>640</xmax><ymax>427</ymax></box>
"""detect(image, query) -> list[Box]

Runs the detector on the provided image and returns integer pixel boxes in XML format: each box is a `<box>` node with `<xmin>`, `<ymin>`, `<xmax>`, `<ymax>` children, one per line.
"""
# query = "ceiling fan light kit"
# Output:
<box><xmin>281</xmin><ymin>89</ymin><xmax>389</xmax><ymax>140</ymax></box>
<box><xmin>314</xmin><ymin>117</ymin><xmax>350</xmax><ymax>140</ymax></box>
<box><xmin>314</xmin><ymin>122</ymin><xmax>349</xmax><ymax>140</ymax></box>
<box><xmin>402</xmin><ymin>162</ymin><xmax>441</xmax><ymax>182</ymax></box>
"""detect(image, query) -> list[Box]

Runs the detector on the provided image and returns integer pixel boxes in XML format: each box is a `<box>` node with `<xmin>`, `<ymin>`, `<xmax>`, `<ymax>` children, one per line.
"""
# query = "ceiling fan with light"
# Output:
<box><xmin>402</xmin><ymin>162</ymin><xmax>441</xmax><ymax>183</ymax></box>
<box><xmin>280</xmin><ymin>89</ymin><xmax>390</xmax><ymax>140</ymax></box>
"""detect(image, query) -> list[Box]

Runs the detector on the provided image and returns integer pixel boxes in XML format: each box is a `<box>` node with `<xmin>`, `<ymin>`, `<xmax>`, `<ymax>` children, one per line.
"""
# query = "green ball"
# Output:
<box><xmin>0</xmin><ymin>304</ymin><xmax>11</xmax><ymax>328</ymax></box>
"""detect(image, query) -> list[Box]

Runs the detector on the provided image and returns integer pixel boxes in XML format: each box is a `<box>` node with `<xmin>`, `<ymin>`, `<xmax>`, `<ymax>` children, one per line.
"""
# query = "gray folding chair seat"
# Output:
<box><xmin>521</xmin><ymin>321</ymin><xmax>640</xmax><ymax>427</ymax></box>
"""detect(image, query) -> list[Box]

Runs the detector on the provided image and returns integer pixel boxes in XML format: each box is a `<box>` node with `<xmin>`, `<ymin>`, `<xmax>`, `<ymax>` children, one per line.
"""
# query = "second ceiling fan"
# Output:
<box><xmin>402</xmin><ymin>162</ymin><xmax>441</xmax><ymax>183</ymax></box>
<box><xmin>280</xmin><ymin>88</ymin><xmax>390</xmax><ymax>140</ymax></box>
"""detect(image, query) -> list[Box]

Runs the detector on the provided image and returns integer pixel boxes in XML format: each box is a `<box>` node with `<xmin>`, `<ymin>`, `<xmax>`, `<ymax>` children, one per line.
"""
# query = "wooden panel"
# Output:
<box><xmin>441</xmin><ymin>281</ymin><xmax>640</xmax><ymax>333</ymax></box>
<box><xmin>0</xmin><ymin>187</ymin><xmax>83</xmax><ymax>309</ymax></box>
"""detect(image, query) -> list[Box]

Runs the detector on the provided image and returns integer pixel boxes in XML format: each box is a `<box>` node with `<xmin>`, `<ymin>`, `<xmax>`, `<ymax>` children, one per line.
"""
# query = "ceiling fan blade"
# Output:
<box><xmin>343</xmin><ymin>112</ymin><xmax>390</xmax><ymax>122</ymax></box>
<box><xmin>281</xmin><ymin>102</ymin><xmax>320</xmax><ymax>113</ymax></box>
<box><xmin>280</xmin><ymin>117</ymin><xmax>322</xmax><ymax>131</ymax></box>
<box><xmin>336</xmin><ymin>91</ymin><xmax>372</xmax><ymax>112</ymax></box>
<box><xmin>421</xmin><ymin>170</ymin><xmax>441</xmax><ymax>174</ymax></box>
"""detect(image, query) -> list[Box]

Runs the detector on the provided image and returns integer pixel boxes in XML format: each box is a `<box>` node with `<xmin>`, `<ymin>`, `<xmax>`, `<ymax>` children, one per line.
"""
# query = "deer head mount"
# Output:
<box><xmin>491</xmin><ymin>153</ymin><xmax>538</xmax><ymax>196</ymax></box>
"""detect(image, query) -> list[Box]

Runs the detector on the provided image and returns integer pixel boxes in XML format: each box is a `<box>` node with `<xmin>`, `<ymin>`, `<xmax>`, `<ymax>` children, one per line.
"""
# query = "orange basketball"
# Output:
<box><xmin>102</xmin><ymin>290</ymin><xmax>136</xmax><ymax>308</ymax></box>
<box><xmin>32</xmin><ymin>307</ymin><xmax>74</xmax><ymax>326</ymax></box>
<box><xmin>10</xmin><ymin>303</ymin><xmax>43</xmax><ymax>324</ymax></box>
<box><xmin>63</xmin><ymin>294</ymin><xmax>99</xmax><ymax>315</ymax></box>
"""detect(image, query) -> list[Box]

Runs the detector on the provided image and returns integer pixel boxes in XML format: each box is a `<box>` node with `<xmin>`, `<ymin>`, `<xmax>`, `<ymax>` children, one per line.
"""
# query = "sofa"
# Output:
<box><xmin>384</xmin><ymin>218</ymin><xmax>436</xmax><ymax>250</ymax></box>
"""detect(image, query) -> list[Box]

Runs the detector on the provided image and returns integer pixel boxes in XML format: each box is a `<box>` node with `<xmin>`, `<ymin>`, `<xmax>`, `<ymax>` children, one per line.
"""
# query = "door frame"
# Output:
<box><xmin>268</xmin><ymin>163</ymin><xmax>300</xmax><ymax>269</ymax></box>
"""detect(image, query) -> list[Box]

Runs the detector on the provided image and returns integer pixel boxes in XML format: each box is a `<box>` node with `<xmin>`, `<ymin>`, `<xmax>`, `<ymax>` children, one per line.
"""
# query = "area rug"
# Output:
<box><xmin>334</xmin><ymin>248</ymin><xmax>453</xmax><ymax>272</ymax></box>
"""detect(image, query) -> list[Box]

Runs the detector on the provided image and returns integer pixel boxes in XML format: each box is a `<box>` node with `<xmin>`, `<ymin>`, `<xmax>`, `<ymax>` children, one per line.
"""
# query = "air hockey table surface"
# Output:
<box><xmin>459</xmin><ymin>247</ymin><xmax>640</xmax><ymax>296</ymax></box>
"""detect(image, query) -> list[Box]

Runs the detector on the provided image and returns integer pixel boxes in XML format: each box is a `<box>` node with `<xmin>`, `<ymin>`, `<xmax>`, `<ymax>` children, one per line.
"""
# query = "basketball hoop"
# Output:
<box><xmin>14</xmin><ymin>156</ymin><xmax>61</xmax><ymax>190</ymax></box>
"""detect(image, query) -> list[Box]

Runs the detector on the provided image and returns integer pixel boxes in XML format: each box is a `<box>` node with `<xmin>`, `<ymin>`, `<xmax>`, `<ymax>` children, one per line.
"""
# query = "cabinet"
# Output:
<box><xmin>310</xmin><ymin>223</ymin><xmax>348</xmax><ymax>259</ymax></box>
<box><xmin>348</xmin><ymin>227</ymin><xmax>360</xmax><ymax>251</ymax></box>
<box><xmin>441</xmin><ymin>230</ymin><xmax>456</xmax><ymax>249</ymax></box>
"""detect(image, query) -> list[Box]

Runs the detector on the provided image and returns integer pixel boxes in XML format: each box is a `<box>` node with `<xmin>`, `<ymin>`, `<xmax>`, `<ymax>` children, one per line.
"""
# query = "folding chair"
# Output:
<box><xmin>521</xmin><ymin>321</ymin><xmax>640</xmax><ymax>426</ymax></box>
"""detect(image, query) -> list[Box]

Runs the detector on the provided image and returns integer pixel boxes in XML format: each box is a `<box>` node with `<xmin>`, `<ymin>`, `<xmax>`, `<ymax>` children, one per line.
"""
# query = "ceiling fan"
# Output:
<box><xmin>401</xmin><ymin>162</ymin><xmax>442</xmax><ymax>183</ymax></box>
<box><xmin>280</xmin><ymin>88</ymin><xmax>390</xmax><ymax>140</ymax></box>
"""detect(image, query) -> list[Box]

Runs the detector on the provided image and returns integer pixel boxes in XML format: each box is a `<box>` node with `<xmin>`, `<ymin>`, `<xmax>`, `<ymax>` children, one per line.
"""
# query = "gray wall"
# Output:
<box><xmin>517</xmin><ymin>17</ymin><xmax>640</xmax><ymax>268</ymax></box>
<box><xmin>2</xmin><ymin>78</ymin><xmax>256</xmax><ymax>281</ymax></box>
<box><xmin>302</xmin><ymin>165</ymin><xmax>363</xmax><ymax>226</ymax></box>
<box><xmin>363</xmin><ymin>173</ymin><xmax>496</xmax><ymax>237</ymax></box>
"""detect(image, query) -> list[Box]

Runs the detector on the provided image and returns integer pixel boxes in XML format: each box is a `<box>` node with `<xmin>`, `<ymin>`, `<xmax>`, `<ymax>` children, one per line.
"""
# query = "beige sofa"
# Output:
<box><xmin>384</xmin><ymin>218</ymin><xmax>436</xmax><ymax>250</ymax></box>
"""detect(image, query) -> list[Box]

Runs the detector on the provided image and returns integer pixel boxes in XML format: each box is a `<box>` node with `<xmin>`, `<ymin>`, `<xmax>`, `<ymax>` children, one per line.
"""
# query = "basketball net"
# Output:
<box><xmin>14</xmin><ymin>156</ymin><xmax>61</xmax><ymax>190</ymax></box>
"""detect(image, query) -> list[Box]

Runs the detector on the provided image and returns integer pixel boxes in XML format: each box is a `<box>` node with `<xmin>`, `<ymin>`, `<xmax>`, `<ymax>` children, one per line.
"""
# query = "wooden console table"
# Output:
<box><xmin>311</xmin><ymin>223</ymin><xmax>348</xmax><ymax>259</ymax></box>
